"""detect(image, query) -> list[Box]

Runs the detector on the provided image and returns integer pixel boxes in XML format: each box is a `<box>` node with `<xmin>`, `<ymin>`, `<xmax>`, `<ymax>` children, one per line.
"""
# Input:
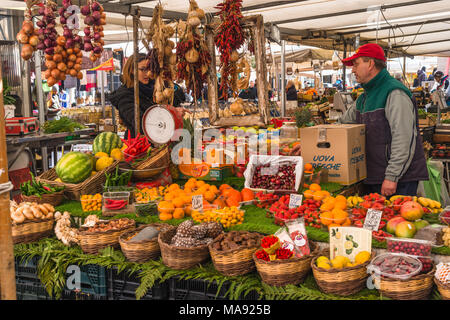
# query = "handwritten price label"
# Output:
<box><xmin>192</xmin><ymin>195</ymin><xmax>203</xmax><ymax>211</ymax></box>
<box><xmin>289</xmin><ymin>194</ymin><xmax>303</xmax><ymax>209</ymax></box>
<box><xmin>363</xmin><ymin>209</ymin><xmax>383</xmax><ymax>232</ymax></box>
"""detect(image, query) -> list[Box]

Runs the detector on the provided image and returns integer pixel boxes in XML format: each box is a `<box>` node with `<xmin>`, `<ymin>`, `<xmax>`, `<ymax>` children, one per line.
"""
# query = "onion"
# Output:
<box><xmin>93</xmin><ymin>32</ymin><xmax>101</xmax><ymax>41</ymax></box>
<box><xmin>91</xmin><ymin>1</ymin><xmax>101</xmax><ymax>11</ymax></box>
<box><xmin>60</xmin><ymin>16</ymin><xmax>67</xmax><ymax>24</ymax></box>
<box><xmin>63</xmin><ymin>29</ymin><xmax>72</xmax><ymax>38</ymax></box>
<box><xmin>66</xmin><ymin>38</ymin><xmax>74</xmax><ymax>48</ymax></box>
<box><xmin>84</xmin><ymin>16</ymin><xmax>94</xmax><ymax>26</ymax></box>
<box><xmin>16</xmin><ymin>31</ymin><xmax>29</xmax><ymax>44</ymax></box>
<box><xmin>83</xmin><ymin>27</ymin><xmax>91</xmax><ymax>36</ymax></box>
<box><xmin>22</xmin><ymin>21</ymin><xmax>34</xmax><ymax>35</ymax></box>
<box><xmin>92</xmin><ymin>11</ymin><xmax>101</xmax><ymax>21</ymax></box>
<box><xmin>43</xmin><ymin>38</ymin><xmax>52</xmax><ymax>48</ymax></box>
<box><xmin>74</xmin><ymin>35</ymin><xmax>81</xmax><ymax>43</ymax></box>
<box><xmin>36</xmin><ymin>20</ymin><xmax>45</xmax><ymax>28</ymax></box>
<box><xmin>28</xmin><ymin>35</ymin><xmax>39</xmax><ymax>47</ymax></box>
<box><xmin>44</xmin><ymin>47</ymin><xmax>54</xmax><ymax>55</ymax></box>
<box><xmin>38</xmin><ymin>7</ymin><xmax>45</xmax><ymax>15</ymax></box>
<box><xmin>99</xmin><ymin>18</ymin><xmax>106</xmax><ymax>25</ymax></box>
<box><xmin>58</xmin><ymin>8</ymin><xmax>65</xmax><ymax>16</ymax></box>
<box><xmin>63</xmin><ymin>2</ymin><xmax>70</xmax><ymax>10</ymax></box>
<box><xmin>44</xmin><ymin>7</ymin><xmax>53</xmax><ymax>17</ymax></box>
<box><xmin>84</xmin><ymin>42</ymin><xmax>92</xmax><ymax>52</ymax></box>
<box><xmin>36</xmin><ymin>42</ymin><xmax>45</xmax><ymax>50</ymax></box>
<box><xmin>81</xmin><ymin>5</ymin><xmax>90</xmax><ymax>16</ymax></box>
<box><xmin>21</xmin><ymin>44</ymin><xmax>33</xmax><ymax>60</ymax></box>
<box><xmin>93</xmin><ymin>46</ymin><xmax>102</xmax><ymax>54</ymax></box>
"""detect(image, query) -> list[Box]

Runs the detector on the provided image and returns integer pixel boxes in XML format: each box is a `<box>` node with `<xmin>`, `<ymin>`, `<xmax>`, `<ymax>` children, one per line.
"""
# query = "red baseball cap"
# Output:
<box><xmin>342</xmin><ymin>43</ymin><xmax>386</xmax><ymax>66</ymax></box>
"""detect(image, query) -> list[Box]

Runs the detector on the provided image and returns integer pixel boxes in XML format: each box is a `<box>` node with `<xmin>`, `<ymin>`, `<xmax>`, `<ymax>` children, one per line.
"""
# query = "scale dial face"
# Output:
<box><xmin>142</xmin><ymin>105</ymin><xmax>176</xmax><ymax>144</ymax></box>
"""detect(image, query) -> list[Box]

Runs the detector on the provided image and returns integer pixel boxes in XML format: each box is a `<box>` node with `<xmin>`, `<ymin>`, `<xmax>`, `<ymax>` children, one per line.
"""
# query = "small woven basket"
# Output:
<box><xmin>208</xmin><ymin>232</ymin><xmax>264</xmax><ymax>277</ymax></box>
<box><xmin>253</xmin><ymin>242</ymin><xmax>319</xmax><ymax>286</ymax></box>
<box><xmin>21</xmin><ymin>190</ymin><xmax>65</xmax><ymax>207</ymax></box>
<box><xmin>158</xmin><ymin>227</ymin><xmax>211</xmax><ymax>270</ymax></box>
<box><xmin>434</xmin><ymin>277</ymin><xmax>450</xmax><ymax>300</ymax></box>
<box><xmin>378</xmin><ymin>265</ymin><xmax>436</xmax><ymax>300</ymax></box>
<box><xmin>134</xmin><ymin>146</ymin><xmax>171</xmax><ymax>170</ymax></box>
<box><xmin>37</xmin><ymin>160</ymin><xmax>119</xmax><ymax>200</ymax></box>
<box><xmin>311</xmin><ymin>249</ymin><xmax>375</xmax><ymax>296</ymax></box>
<box><xmin>119</xmin><ymin>223</ymin><xmax>174</xmax><ymax>263</ymax></box>
<box><xmin>11</xmin><ymin>218</ymin><xmax>54</xmax><ymax>244</ymax></box>
<box><xmin>79</xmin><ymin>219</ymin><xmax>136</xmax><ymax>255</ymax></box>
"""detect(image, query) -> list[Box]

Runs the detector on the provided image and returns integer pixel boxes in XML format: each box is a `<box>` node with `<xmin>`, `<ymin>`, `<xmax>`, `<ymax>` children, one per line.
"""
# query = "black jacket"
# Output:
<box><xmin>286</xmin><ymin>86</ymin><xmax>298</xmax><ymax>101</ymax></box>
<box><xmin>108</xmin><ymin>82</ymin><xmax>184</xmax><ymax>138</ymax></box>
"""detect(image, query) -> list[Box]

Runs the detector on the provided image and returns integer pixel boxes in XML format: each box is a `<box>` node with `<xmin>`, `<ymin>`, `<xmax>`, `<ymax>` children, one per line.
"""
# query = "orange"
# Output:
<box><xmin>334</xmin><ymin>201</ymin><xmax>347</xmax><ymax>210</ymax></box>
<box><xmin>183</xmin><ymin>187</ymin><xmax>192</xmax><ymax>194</ymax></box>
<box><xmin>184</xmin><ymin>181</ymin><xmax>196</xmax><ymax>190</ymax></box>
<box><xmin>173</xmin><ymin>208</ymin><xmax>185</xmax><ymax>219</ymax></box>
<box><xmin>333</xmin><ymin>209</ymin><xmax>348</xmax><ymax>224</ymax></box>
<box><xmin>320</xmin><ymin>212</ymin><xmax>334</xmax><ymax>226</ymax></box>
<box><xmin>321</xmin><ymin>190</ymin><xmax>331</xmax><ymax>198</ymax></box>
<box><xmin>209</xmin><ymin>185</ymin><xmax>219</xmax><ymax>194</ymax></box>
<box><xmin>168</xmin><ymin>183</ymin><xmax>180</xmax><ymax>192</ymax></box>
<box><xmin>304</xmin><ymin>163</ymin><xmax>313</xmax><ymax>172</ymax></box>
<box><xmin>303</xmin><ymin>190</ymin><xmax>315</xmax><ymax>199</ymax></box>
<box><xmin>164</xmin><ymin>193</ymin><xmax>175</xmax><ymax>201</ymax></box>
<box><xmin>182</xmin><ymin>194</ymin><xmax>192</xmax><ymax>204</ymax></box>
<box><xmin>184</xmin><ymin>204</ymin><xmax>192</xmax><ymax>216</ymax></box>
<box><xmin>309</xmin><ymin>183</ymin><xmax>321</xmax><ymax>192</ymax></box>
<box><xmin>196</xmin><ymin>180</ymin><xmax>206</xmax><ymax>188</ymax></box>
<box><xmin>320</xmin><ymin>202</ymin><xmax>334</xmax><ymax>212</ymax></box>
<box><xmin>159</xmin><ymin>212</ymin><xmax>173</xmax><ymax>221</ymax></box>
<box><xmin>187</xmin><ymin>178</ymin><xmax>197</xmax><ymax>185</ymax></box>
<box><xmin>172</xmin><ymin>197</ymin><xmax>185</xmax><ymax>208</ymax></box>
<box><xmin>158</xmin><ymin>201</ymin><xmax>174</xmax><ymax>214</ymax></box>
<box><xmin>219</xmin><ymin>184</ymin><xmax>232</xmax><ymax>192</ymax></box>
<box><xmin>335</xmin><ymin>195</ymin><xmax>347</xmax><ymax>203</ymax></box>
<box><xmin>313</xmin><ymin>191</ymin><xmax>326</xmax><ymax>202</ymax></box>
<box><xmin>204</xmin><ymin>190</ymin><xmax>216</xmax><ymax>202</ymax></box>
<box><xmin>342</xmin><ymin>218</ymin><xmax>352</xmax><ymax>226</ymax></box>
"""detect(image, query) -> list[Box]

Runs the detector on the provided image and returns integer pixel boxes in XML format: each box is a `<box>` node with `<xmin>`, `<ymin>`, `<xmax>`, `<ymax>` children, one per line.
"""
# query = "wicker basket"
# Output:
<box><xmin>158</xmin><ymin>227</ymin><xmax>211</xmax><ymax>270</ymax></box>
<box><xmin>311</xmin><ymin>249</ymin><xmax>375</xmax><ymax>296</ymax></box>
<box><xmin>208</xmin><ymin>232</ymin><xmax>264</xmax><ymax>277</ymax></box>
<box><xmin>21</xmin><ymin>190</ymin><xmax>65</xmax><ymax>207</ymax></box>
<box><xmin>119</xmin><ymin>223</ymin><xmax>174</xmax><ymax>263</ymax></box>
<box><xmin>11</xmin><ymin>218</ymin><xmax>54</xmax><ymax>244</ymax></box>
<box><xmin>253</xmin><ymin>242</ymin><xmax>319</xmax><ymax>286</ymax></box>
<box><xmin>377</xmin><ymin>265</ymin><xmax>436</xmax><ymax>300</ymax></box>
<box><xmin>36</xmin><ymin>160</ymin><xmax>119</xmax><ymax>200</ymax></box>
<box><xmin>79</xmin><ymin>219</ymin><xmax>136</xmax><ymax>255</ymax></box>
<box><xmin>434</xmin><ymin>277</ymin><xmax>450</xmax><ymax>300</ymax></box>
<box><xmin>134</xmin><ymin>145</ymin><xmax>171</xmax><ymax>170</ymax></box>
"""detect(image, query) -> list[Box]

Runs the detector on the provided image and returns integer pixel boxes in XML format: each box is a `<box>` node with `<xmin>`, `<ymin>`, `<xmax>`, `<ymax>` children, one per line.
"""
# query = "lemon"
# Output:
<box><xmin>317</xmin><ymin>261</ymin><xmax>331</xmax><ymax>269</ymax></box>
<box><xmin>96</xmin><ymin>156</ymin><xmax>114</xmax><ymax>171</ymax></box>
<box><xmin>355</xmin><ymin>251</ymin><xmax>371</xmax><ymax>265</ymax></box>
<box><xmin>316</xmin><ymin>256</ymin><xmax>330</xmax><ymax>265</ymax></box>
<box><xmin>55</xmin><ymin>178</ymin><xmax>62</xmax><ymax>182</ymax></box>
<box><xmin>331</xmin><ymin>255</ymin><xmax>349</xmax><ymax>269</ymax></box>
<box><xmin>95</xmin><ymin>152</ymin><xmax>109</xmax><ymax>158</ymax></box>
<box><xmin>110</xmin><ymin>148</ymin><xmax>124</xmax><ymax>161</ymax></box>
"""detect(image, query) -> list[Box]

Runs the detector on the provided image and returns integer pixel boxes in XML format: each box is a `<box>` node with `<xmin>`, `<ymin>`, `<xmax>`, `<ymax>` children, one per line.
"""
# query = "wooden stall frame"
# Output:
<box><xmin>206</xmin><ymin>14</ymin><xmax>270</xmax><ymax>127</ymax></box>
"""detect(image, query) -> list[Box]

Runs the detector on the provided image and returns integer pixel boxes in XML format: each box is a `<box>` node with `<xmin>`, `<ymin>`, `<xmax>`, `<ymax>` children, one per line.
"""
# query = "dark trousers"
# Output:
<box><xmin>364</xmin><ymin>181</ymin><xmax>419</xmax><ymax>197</ymax></box>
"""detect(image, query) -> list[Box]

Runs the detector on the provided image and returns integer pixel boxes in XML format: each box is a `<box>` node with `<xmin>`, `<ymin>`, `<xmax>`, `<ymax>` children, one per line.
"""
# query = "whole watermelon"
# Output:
<box><xmin>92</xmin><ymin>132</ymin><xmax>123</xmax><ymax>156</ymax></box>
<box><xmin>55</xmin><ymin>152</ymin><xmax>93</xmax><ymax>183</ymax></box>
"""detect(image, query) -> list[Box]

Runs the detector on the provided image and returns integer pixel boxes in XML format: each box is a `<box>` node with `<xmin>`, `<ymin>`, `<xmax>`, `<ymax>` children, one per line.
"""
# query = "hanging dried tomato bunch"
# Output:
<box><xmin>214</xmin><ymin>0</ymin><xmax>245</xmax><ymax>99</ymax></box>
<box><xmin>175</xmin><ymin>0</ymin><xmax>211</xmax><ymax>100</ymax></box>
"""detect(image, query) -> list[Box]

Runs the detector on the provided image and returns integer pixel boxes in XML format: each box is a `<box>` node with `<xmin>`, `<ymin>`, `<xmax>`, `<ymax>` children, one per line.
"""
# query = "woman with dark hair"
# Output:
<box><xmin>108</xmin><ymin>53</ymin><xmax>186</xmax><ymax>138</ymax></box>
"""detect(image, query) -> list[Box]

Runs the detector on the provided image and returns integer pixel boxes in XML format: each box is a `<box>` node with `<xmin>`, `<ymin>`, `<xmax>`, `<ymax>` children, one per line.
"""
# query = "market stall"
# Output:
<box><xmin>1</xmin><ymin>0</ymin><xmax>450</xmax><ymax>303</ymax></box>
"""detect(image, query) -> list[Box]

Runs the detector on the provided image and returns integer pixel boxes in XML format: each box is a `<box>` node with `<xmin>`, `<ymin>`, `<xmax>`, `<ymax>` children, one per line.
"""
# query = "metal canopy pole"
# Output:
<box><xmin>133</xmin><ymin>9</ymin><xmax>140</xmax><ymax>137</ymax></box>
<box><xmin>342</xmin><ymin>40</ymin><xmax>347</xmax><ymax>92</ymax></box>
<box><xmin>281</xmin><ymin>40</ymin><xmax>286</xmax><ymax>117</ymax></box>
<box><xmin>34</xmin><ymin>49</ymin><xmax>48</xmax><ymax>171</ymax></box>
<box><xmin>101</xmin><ymin>71</ymin><xmax>106</xmax><ymax>119</ymax></box>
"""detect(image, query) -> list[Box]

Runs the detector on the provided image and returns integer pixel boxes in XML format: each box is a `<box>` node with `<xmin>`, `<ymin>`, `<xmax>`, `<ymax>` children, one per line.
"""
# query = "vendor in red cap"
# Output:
<box><xmin>338</xmin><ymin>43</ymin><xmax>428</xmax><ymax>197</ymax></box>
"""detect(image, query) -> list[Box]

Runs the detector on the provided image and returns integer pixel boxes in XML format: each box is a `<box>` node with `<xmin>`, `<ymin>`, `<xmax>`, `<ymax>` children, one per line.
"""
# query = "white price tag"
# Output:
<box><xmin>289</xmin><ymin>194</ymin><xmax>303</xmax><ymax>209</ymax></box>
<box><xmin>363</xmin><ymin>209</ymin><xmax>383</xmax><ymax>232</ymax></box>
<box><xmin>71</xmin><ymin>144</ymin><xmax>92</xmax><ymax>152</ymax></box>
<box><xmin>192</xmin><ymin>195</ymin><xmax>203</xmax><ymax>211</ymax></box>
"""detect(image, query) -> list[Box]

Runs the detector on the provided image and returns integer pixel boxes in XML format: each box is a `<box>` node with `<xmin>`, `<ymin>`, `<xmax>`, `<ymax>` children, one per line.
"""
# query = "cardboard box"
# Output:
<box><xmin>300</xmin><ymin>124</ymin><xmax>366</xmax><ymax>185</ymax></box>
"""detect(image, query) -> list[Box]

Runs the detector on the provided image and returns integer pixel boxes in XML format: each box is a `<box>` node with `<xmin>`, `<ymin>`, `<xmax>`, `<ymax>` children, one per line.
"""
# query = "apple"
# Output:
<box><xmin>386</xmin><ymin>216</ymin><xmax>406</xmax><ymax>235</ymax></box>
<box><xmin>400</xmin><ymin>201</ymin><xmax>424</xmax><ymax>221</ymax></box>
<box><xmin>414</xmin><ymin>219</ymin><xmax>429</xmax><ymax>230</ymax></box>
<box><xmin>395</xmin><ymin>221</ymin><xmax>417</xmax><ymax>238</ymax></box>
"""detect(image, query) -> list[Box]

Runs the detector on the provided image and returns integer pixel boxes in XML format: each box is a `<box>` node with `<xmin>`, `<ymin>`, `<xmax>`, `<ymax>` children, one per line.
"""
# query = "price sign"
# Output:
<box><xmin>289</xmin><ymin>194</ymin><xmax>303</xmax><ymax>209</ymax></box>
<box><xmin>363</xmin><ymin>209</ymin><xmax>383</xmax><ymax>232</ymax></box>
<box><xmin>71</xmin><ymin>144</ymin><xmax>92</xmax><ymax>152</ymax></box>
<box><xmin>192</xmin><ymin>194</ymin><xmax>203</xmax><ymax>211</ymax></box>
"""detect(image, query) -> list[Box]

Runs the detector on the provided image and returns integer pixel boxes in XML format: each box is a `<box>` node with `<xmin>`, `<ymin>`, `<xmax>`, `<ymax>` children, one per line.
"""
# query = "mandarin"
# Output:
<box><xmin>320</xmin><ymin>212</ymin><xmax>334</xmax><ymax>226</ymax></box>
<box><xmin>309</xmin><ymin>183</ymin><xmax>321</xmax><ymax>191</ymax></box>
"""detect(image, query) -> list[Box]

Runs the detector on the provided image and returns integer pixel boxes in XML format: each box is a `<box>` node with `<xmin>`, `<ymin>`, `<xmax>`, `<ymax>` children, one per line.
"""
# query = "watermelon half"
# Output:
<box><xmin>92</xmin><ymin>132</ymin><xmax>123</xmax><ymax>156</ymax></box>
<box><xmin>55</xmin><ymin>152</ymin><xmax>93</xmax><ymax>184</ymax></box>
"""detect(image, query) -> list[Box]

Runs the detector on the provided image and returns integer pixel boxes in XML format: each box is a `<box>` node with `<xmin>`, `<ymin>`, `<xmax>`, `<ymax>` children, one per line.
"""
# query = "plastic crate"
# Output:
<box><xmin>61</xmin><ymin>289</ymin><xmax>108</xmax><ymax>300</ymax></box>
<box><xmin>420</xmin><ymin>126</ymin><xmax>435</xmax><ymax>143</ymax></box>
<box><xmin>107</xmin><ymin>267</ymin><xmax>169</xmax><ymax>300</ymax></box>
<box><xmin>169</xmin><ymin>276</ymin><xmax>261</xmax><ymax>300</ymax></box>
<box><xmin>15</xmin><ymin>256</ymin><xmax>40</xmax><ymax>282</ymax></box>
<box><xmin>64</xmin><ymin>264</ymin><xmax>107</xmax><ymax>297</ymax></box>
<box><xmin>16</xmin><ymin>278</ymin><xmax>52</xmax><ymax>300</ymax></box>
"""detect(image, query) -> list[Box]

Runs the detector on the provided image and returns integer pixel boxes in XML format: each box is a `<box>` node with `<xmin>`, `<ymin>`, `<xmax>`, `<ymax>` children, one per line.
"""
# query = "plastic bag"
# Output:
<box><xmin>285</xmin><ymin>218</ymin><xmax>311</xmax><ymax>257</ymax></box>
